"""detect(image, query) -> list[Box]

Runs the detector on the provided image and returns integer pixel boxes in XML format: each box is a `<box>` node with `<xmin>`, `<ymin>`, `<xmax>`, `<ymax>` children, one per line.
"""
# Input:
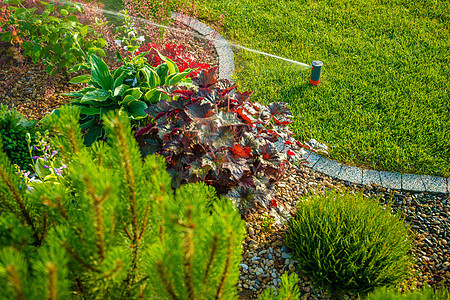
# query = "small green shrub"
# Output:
<box><xmin>285</xmin><ymin>191</ymin><xmax>415</xmax><ymax>296</ymax></box>
<box><xmin>0</xmin><ymin>0</ymin><xmax>106</xmax><ymax>75</ymax></box>
<box><xmin>0</xmin><ymin>104</ymin><xmax>38</xmax><ymax>170</ymax></box>
<box><xmin>259</xmin><ymin>272</ymin><xmax>301</xmax><ymax>300</ymax></box>
<box><xmin>365</xmin><ymin>286</ymin><xmax>450</xmax><ymax>300</ymax></box>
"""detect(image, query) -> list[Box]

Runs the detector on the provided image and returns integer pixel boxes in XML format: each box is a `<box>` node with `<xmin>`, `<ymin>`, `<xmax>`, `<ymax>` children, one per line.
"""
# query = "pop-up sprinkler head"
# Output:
<box><xmin>310</xmin><ymin>61</ymin><xmax>323</xmax><ymax>86</ymax></box>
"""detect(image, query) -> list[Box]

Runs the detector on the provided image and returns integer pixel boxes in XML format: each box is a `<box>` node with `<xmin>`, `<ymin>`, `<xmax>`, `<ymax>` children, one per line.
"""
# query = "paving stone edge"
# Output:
<box><xmin>171</xmin><ymin>12</ymin><xmax>235</xmax><ymax>81</ymax></box>
<box><xmin>172</xmin><ymin>13</ymin><xmax>449</xmax><ymax>195</ymax></box>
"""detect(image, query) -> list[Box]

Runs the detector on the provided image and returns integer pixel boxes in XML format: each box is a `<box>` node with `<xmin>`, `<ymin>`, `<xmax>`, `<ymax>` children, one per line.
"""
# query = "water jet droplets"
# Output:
<box><xmin>60</xmin><ymin>0</ymin><xmax>312</xmax><ymax>70</ymax></box>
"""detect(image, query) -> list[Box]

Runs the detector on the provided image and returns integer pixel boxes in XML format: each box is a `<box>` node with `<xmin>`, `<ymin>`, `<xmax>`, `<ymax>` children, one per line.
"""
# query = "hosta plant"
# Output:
<box><xmin>136</xmin><ymin>67</ymin><xmax>315</xmax><ymax>212</ymax></box>
<box><xmin>65</xmin><ymin>52</ymin><xmax>193</xmax><ymax>146</ymax></box>
<box><xmin>139</xmin><ymin>42</ymin><xmax>210</xmax><ymax>78</ymax></box>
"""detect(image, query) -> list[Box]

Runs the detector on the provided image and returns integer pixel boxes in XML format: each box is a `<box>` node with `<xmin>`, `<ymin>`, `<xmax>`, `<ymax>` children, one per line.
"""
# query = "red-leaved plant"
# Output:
<box><xmin>138</xmin><ymin>42</ymin><xmax>209</xmax><ymax>78</ymax></box>
<box><xmin>135</xmin><ymin>67</ymin><xmax>313</xmax><ymax>213</ymax></box>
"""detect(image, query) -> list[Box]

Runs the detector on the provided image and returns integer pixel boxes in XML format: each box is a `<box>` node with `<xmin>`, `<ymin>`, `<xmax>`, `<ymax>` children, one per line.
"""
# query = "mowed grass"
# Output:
<box><xmin>193</xmin><ymin>0</ymin><xmax>450</xmax><ymax>177</ymax></box>
<box><xmin>103</xmin><ymin>0</ymin><xmax>449</xmax><ymax>177</ymax></box>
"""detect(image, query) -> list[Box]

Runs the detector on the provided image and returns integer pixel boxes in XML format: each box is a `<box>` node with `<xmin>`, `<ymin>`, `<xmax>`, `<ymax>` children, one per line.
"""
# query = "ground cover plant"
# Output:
<box><xmin>186</xmin><ymin>0</ymin><xmax>450</xmax><ymax>178</ymax></box>
<box><xmin>285</xmin><ymin>191</ymin><xmax>415</xmax><ymax>297</ymax></box>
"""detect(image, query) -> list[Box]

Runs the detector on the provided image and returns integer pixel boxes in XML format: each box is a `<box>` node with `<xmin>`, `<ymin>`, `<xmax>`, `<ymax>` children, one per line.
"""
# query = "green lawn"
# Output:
<box><xmin>106</xmin><ymin>0</ymin><xmax>450</xmax><ymax>177</ymax></box>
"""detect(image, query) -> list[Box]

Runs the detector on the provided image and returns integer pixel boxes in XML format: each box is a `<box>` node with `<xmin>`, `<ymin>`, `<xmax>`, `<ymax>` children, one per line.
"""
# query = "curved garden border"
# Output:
<box><xmin>172</xmin><ymin>12</ymin><xmax>449</xmax><ymax>194</ymax></box>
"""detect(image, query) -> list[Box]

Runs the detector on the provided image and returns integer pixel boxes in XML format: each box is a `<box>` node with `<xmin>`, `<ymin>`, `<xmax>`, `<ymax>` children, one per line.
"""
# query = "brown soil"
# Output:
<box><xmin>0</xmin><ymin>36</ymin><xmax>218</xmax><ymax>120</ymax></box>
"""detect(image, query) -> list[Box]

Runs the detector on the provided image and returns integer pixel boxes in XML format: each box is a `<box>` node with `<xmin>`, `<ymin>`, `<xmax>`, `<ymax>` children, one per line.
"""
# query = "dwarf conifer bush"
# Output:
<box><xmin>365</xmin><ymin>286</ymin><xmax>450</xmax><ymax>300</ymax></box>
<box><xmin>285</xmin><ymin>191</ymin><xmax>414</xmax><ymax>296</ymax></box>
<box><xmin>0</xmin><ymin>106</ymin><xmax>245</xmax><ymax>299</ymax></box>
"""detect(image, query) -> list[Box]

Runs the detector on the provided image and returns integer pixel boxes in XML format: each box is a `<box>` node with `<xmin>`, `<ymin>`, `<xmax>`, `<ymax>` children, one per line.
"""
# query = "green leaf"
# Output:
<box><xmin>69</xmin><ymin>63</ymin><xmax>90</xmax><ymax>73</ymax></box>
<box><xmin>127</xmin><ymin>100</ymin><xmax>148</xmax><ymax>119</ymax></box>
<box><xmin>156</xmin><ymin>63</ymin><xmax>169</xmax><ymax>86</ymax></box>
<box><xmin>68</xmin><ymin>75</ymin><xmax>91</xmax><ymax>84</ymax></box>
<box><xmin>13</xmin><ymin>8</ymin><xmax>27</xmax><ymax>18</ymax></box>
<box><xmin>84</xmin><ymin>124</ymin><xmax>103</xmax><ymax>146</ymax></box>
<box><xmin>66</xmin><ymin>15</ymin><xmax>79</xmax><ymax>23</ymax></box>
<box><xmin>123</xmin><ymin>88</ymin><xmax>143</xmax><ymax>100</ymax></box>
<box><xmin>113</xmin><ymin>84</ymin><xmax>130</xmax><ymax>97</ymax></box>
<box><xmin>88</xmin><ymin>47</ymin><xmax>106</xmax><ymax>57</ymax></box>
<box><xmin>90</xmin><ymin>55</ymin><xmax>113</xmax><ymax>90</ymax></box>
<box><xmin>96</xmin><ymin>38</ymin><xmax>107</xmax><ymax>48</ymax></box>
<box><xmin>0</xmin><ymin>32</ymin><xmax>12</xmax><ymax>42</ymax></box>
<box><xmin>48</xmin><ymin>16</ymin><xmax>60</xmax><ymax>23</ymax></box>
<box><xmin>80</xmin><ymin>107</ymin><xmax>101</xmax><ymax>115</ymax></box>
<box><xmin>118</xmin><ymin>94</ymin><xmax>136</xmax><ymax>106</ymax></box>
<box><xmin>80</xmin><ymin>118</ymin><xmax>95</xmax><ymax>130</ymax></box>
<box><xmin>157</xmin><ymin>51</ymin><xmax>179</xmax><ymax>74</ymax></box>
<box><xmin>144</xmin><ymin>89</ymin><xmax>159</xmax><ymax>103</ymax></box>
<box><xmin>32</xmin><ymin>44</ymin><xmax>41</xmax><ymax>59</ymax></box>
<box><xmin>45</xmin><ymin>65</ymin><xmax>54</xmax><ymax>74</ymax></box>
<box><xmin>140</xmin><ymin>66</ymin><xmax>160</xmax><ymax>89</ymax></box>
<box><xmin>81</xmin><ymin>89</ymin><xmax>110</xmax><ymax>102</ymax></box>
<box><xmin>80</xmin><ymin>25</ymin><xmax>88</xmax><ymax>37</ymax></box>
<box><xmin>167</xmin><ymin>69</ymin><xmax>192</xmax><ymax>85</ymax></box>
<box><xmin>116</xmin><ymin>50</ymin><xmax>123</xmax><ymax>61</ymax></box>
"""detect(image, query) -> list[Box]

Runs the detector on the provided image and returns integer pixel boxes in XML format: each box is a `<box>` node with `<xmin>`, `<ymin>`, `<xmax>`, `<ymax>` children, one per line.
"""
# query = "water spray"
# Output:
<box><xmin>310</xmin><ymin>61</ymin><xmax>323</xmax><ymax>86</ymax></box>
<box><xmin>60</xmin><ymin>0</ymin><xmax>321</xmax><ymax>84</ymax></box>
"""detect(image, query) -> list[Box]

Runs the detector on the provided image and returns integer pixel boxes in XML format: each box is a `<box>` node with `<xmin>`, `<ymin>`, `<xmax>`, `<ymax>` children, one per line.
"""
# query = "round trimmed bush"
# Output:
<box><xmin>285</xmin><ymin>191</ymin><xmax>415</xmax><ymax>296</ymax></box>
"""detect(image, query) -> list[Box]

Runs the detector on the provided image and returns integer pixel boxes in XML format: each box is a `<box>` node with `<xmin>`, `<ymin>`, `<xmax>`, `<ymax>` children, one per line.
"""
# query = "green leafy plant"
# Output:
<box><xmin>135</xmin><ymin>67</ymin><xmax>318</xmax><ymax>212</ymax></box>
<box><xmin>285</xmin><ymin>191</ymin><xmax>415</xmax><ymax>296</ymax></box>
<box><xmin>0</xmin><ymin>104</ymin><xmax>41</xmax><ymax>171</ymax></box>
<box><xmin>65</xmin><ymin>49</ymin><xmax>193</xmax><ymax>146</ymax></box>
<box><xmin>0</xmin><ymin>106</ymin><xmax>245</xmax><ymax>299</ymax></box>
<box><xmin>0</xmin><ymin>0</ymin><xmax>106</xmax><ymax>75</ymax></box>
<box><xmin>259</xmin><ymin>272</ymin><xmax>301</xmax><ymax>299</ymax></box>
<box><xmin>365</xmin><ymin>286</ymin><xmax>450</xmax><ymax>300</ymax></box>
<box><xmin>260</xmin><ymin>216</ymin><xmax>275</xmax><ymax>231</ymax></box>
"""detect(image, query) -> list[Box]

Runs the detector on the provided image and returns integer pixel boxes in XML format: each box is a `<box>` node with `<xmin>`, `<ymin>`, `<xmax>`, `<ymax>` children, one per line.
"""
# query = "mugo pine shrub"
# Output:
<box><xmin>285</xmin><ymin>191</ymin><xmax>415</xmax><ymax>296</ymax></box>
<box><xmin>365</xmin><ymin>286</ymin><xmax>450</xmax><ymax>300</ymax></box>
<box><xmin>0</xmin><ymin>106</ymin><xmax>245</xmax><ymax>299</ymax></box>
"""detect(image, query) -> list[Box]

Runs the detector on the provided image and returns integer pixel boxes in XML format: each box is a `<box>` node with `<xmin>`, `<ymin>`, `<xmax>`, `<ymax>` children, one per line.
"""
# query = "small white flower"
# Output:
<box><xmin>114</xmin><ymin>39</ymin><xmax>122</xmax><ymax>45</ymax></box>
<box><xmin>128</xmin><ymin>31</ymin><xmax>135</xmax><ymax>37</ymax></box>
<box><xmin>136</xmin><ymin>36</ymin><xmax>145</xmax><ymax>42</ymax></box>
<box><xmin>124</xmin><ymin>46</ymin><xmax>128</xmax><ymax>50</ymax></box>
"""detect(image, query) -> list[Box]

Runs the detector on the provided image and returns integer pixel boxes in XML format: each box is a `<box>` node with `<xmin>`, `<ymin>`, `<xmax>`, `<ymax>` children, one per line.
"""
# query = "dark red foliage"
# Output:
<box><xmin>136</xmin><ymin>67</ymin><xmax>309</xmax><ymax>211</ymax></box>
<box><xmin>138</xmin><ymin>42</ymin><xmax>209</xmax><ymax>78</ymax></box>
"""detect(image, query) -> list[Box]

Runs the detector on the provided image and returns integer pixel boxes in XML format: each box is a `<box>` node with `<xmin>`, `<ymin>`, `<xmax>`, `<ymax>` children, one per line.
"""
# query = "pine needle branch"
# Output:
<box><xmin>40</xmin><ymin>195</ymin><xmax>69</xmax><ymax>220</ymax></box>
<box><xmin>123</xmin><ymin>226</ymin><xmax>132</xmax><ymax>240</ymax></box>
<box><xmin>46</xmin><ymin>264</ymin><xmax>57</xmax><ymax>300</ymax></box>
<box><xmin>203</xmin><ymin>234</ymin><xmax>219</xmax><ymax>285</ymax></box>
<box><xmin>215</xmin><ymin>231</ymin><xmax>234</xmax><ymax>300</ymax></box>
<box><xmin>182</xmin><ymin>205</ymin><xmax>196</xmax><ymax>300</ymax></box>
<box><xmin>6</xmin><ymin>265</ymin><xmax>25</xmax><ymax>300</ymax></box>
<box><xmin>156</xmin><ymin>261</ymin><xmax>180</xmax><ymax>300</ymax></box>
<box><xmin>84</xmin><ymin>176</ymin><xmax>110</xmax><ymax>261</ymax></box>
<box><xmin>40</xmin><ymin>211</ymin><xmax>48</xmax><ymax>242</ymax></box>
<box><xmin>0</xmin><ymin>168</ymin><xmax>41</xmax><ymax>246</ymax></box>
<box><xmin>61</xmin><ymin>241</ymin><xmax>100</xmax><ymax>273</ymax></box>
<box><xmin>139</xmin><ymin>204</ymin><xmax>151</xmax><ymax>240</ymax></box>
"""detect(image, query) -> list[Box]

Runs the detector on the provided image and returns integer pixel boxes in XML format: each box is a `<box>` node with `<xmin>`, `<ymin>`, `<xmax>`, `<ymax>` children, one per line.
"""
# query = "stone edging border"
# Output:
<box><xmin>172</xmin><ymin>13</ymin><xmax>450</xmax><ymax>195</ymax></box>
<box><xmin>171</xmin><ymin>12</ymin><xmax>235</xmax><ymax>81</ymax></box>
